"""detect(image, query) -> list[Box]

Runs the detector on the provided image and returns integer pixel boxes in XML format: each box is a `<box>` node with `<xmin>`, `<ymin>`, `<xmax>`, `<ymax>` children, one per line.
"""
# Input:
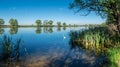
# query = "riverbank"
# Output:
<box><xmin>0</xmin><ymin>24</ymin><xmax>101</xmax><ymax>28</ymax></box>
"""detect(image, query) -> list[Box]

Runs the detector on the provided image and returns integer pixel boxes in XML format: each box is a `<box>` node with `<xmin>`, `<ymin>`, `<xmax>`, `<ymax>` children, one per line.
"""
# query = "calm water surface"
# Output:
<box><xmin>0</xmin><ymin>27</ymin><xmax>104</xmax><ymax>67</ymax></box>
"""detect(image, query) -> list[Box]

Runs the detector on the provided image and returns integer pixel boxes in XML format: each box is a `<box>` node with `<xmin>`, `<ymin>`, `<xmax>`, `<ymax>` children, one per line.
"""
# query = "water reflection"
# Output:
<box><xmin>0</xmin><ymin>27</ymin><xmax>70</xmax><ymax>35</ymax></box>
<box><xmin>35</xmin><ymin>27</ymin><xmax>42</xmax><ymax>34</ymax></box>
<box><xmin>43</xmin><ymin>27</ymin><xmax>54</xmax><ymax>33</ymax></box>
<box><xmin>1</xmin><ymin>27</ymin><xmax>118</xmax><ymax>67</ymax></box>
<box><xmin>9</xmin><ymin>27</ymin><xmax>18</xmax><ymax>35</ymax></box>
<box><xmin>63</xmin><ymin>27</ymin><xmax>66</xmax><ymax>30</ymax></box>
<box><xmin>0</xmin><ymin>28</ymin><xmax>4</xmax><ymax>34</ymax></box>
<box><xmin>57</xmin><ymin>27</ymin><xmax>61</xmax><ymax>31</ymax></box>
<box><xmin>48</xmin><ymin>27</ymin><xmax>53</xmax><ymax>33</ymax></box>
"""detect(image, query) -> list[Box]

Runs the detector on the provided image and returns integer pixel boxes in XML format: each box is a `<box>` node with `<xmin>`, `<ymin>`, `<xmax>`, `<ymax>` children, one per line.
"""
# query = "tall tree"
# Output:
<box><xmin>0</xmin><ymin>18</ymin><xmax>5</xmax><ymax>25</ymax></box>
<box><xmin>69</xmin><ymin>0</ymin><xmax>120</xmax><ymax>33</ymax></box>
<box><xmin>9</xmin><ymin>18</ymin><xmax>18</xmax><ymax>27</ymax></box>
<box><xmin>43</xmin><ymin>20</ymin><xmax>49</xmax><ymax>26</ymax></box>
<box><xmin>48</xmin><ymin>20</ymin><xmax>53</xmax><ymax>26</ymax></box>
<box><xmin>57</xmin><ymin>22</ymin><xmax>61</xmax><ymax>27</ymax></box>
<box><xmin>36</xmin><ymin>20</ymin><xmax>42</xmax><ymax>26</ymax></box>
<box><xmin>63</xmin><ymin>22</ymin><xmax>66</xmax><ymax>27</ymax></box>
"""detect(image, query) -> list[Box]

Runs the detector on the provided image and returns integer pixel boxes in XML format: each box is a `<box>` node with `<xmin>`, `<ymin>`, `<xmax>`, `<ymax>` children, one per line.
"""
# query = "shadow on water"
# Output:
<box><xmin>0</xmin><ymin>35</ymin><xmax>27</xmax><ymax>67</ymax></box>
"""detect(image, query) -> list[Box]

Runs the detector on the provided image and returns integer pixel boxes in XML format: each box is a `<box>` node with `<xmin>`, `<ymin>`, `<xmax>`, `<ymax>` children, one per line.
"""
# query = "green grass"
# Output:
<box><xmin>103</xmin><ymin>46</ymin><xmax>120</xmax><ymax>67</ymax></box>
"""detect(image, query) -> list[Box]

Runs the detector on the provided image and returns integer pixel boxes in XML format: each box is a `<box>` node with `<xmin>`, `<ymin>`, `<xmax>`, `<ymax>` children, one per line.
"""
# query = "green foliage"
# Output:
<box><xmin>57</xmin><ymin>22</ymin><xmax>61</xmax><ymax>27</ymax></box>
<box><xmin>103</xmin><ymin>46</ymin><xmax>120</xmax><ymax>67</ymax></box>
<box><xmin>9</xmin><ymin>18</ymin><xmax>18</xmax><ymax>27</ymax></box>
<box><xmin>69</xmin><ymin>27</ymin><xmax>120</xmax><ymax>55</ymax></box>
<box><xmin>69</xmin><ymin>0</ymin><xmax>120</xmax><ymax>33</ymax></box>
<box><xmin>43</xmin><ymin>20</ymin><xmax>49</xmax><ymax>26</ymax></box>
<box><xmin>48</xmin><ymin>20</ymin><xmax>53</xmax><ymax>26</ymax></box>
<box><xmin>63</xmin><ymin>22</ymin><xmax>66</xmax><ymax>27</ymax></box>
<box><xmin>0</xmin><ymin>18</ymin><xmax>5</xmax><ymax>25</ymax></box>
<box><xmin>35</xmin><ymin>19</ymin><xmax>42</xmax><ymax>26</ymax></box>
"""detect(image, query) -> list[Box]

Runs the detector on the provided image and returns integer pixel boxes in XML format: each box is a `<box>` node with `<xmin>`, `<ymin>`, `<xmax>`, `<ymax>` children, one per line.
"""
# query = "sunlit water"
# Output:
<box><xmin>0</xmin><ymin>27</ymin><xmax>105</xmax><ymax>67</ymax></box>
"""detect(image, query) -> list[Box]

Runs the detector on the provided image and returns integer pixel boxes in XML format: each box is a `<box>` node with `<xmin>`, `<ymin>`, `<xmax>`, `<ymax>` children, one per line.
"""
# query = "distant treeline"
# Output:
<box><xmin>0</xmin><ymin>18</ymin><xmax>101</xmax><ymax>28</ymax></box>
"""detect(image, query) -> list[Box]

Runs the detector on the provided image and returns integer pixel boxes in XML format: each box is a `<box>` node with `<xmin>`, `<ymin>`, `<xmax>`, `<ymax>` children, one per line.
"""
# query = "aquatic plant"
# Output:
<box><xmin>0</xmin><ymin>35</ymin><xmax>21</xmax><ymax>61</ymax></box>
<box><xmin>69</xmin><ymin>27</ymin><xmax>120</xmax><ymax>55</ymax></box>
<box><xmin>0</xmin><ymin>35</ymin><xmax>28</xmax><ymax>67</ymax></box>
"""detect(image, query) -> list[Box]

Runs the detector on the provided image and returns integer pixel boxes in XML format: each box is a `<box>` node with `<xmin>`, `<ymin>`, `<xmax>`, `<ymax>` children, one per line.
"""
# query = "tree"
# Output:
<box><xmin>43</xmin><ymin>20</ymin><xmax>49</xmax><ymax>26</ymax></box>
<box><xmin>9</xmin><ymin>18</ymin><xmax>18</xmax><ymax>27</ymax></box>
<box><xmin>0</xmin><ymin>18</ymin><xmax>5</xmax><ymax>25</ymax></box>
<box><xmin>69</xmin><ymin>0</ymin><xmax>120</xmax><ymax>33</ymax></box>
<box><xmin>57</xmin><ymin>22</ymin><xmax>61</xmax><ymax>27</ymax></box>
<box><xmin>36</xmin><ymin>20</ymin><xmax>42</xmax><ymax>26</ymax></box>
<box><xmin>48</xmin><ymin>20</ymin><xmax>53</xmax><ymax>26</ymax></box>
<box><xmin>63</xmin><ymin>22</ymin><xmax>66</xmax><ymax>27</ymax></box>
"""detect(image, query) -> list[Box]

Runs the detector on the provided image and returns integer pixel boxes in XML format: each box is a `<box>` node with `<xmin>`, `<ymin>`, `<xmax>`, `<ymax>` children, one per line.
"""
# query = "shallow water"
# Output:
<box><xmin>0</xmin><ymin>27</ymin><xmax>104</xmax><ymax>67</ymax></box>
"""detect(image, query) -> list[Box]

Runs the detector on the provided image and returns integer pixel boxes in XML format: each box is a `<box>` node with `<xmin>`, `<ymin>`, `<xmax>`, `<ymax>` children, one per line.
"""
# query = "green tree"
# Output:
<box><xmin>36</xmin><ymin>20</ymin><xmax>42</xmax><ymax>27</ymax></box>
<box><xmin>0</xmin><ymin>18</ymin><xmax>5</xmax><ymax>25</ymax></box>
<box><xmin>48</xmin><ymin>20</ymin><xmax>53</xmax><ymax>26</ymax></box>
<box><xmin>69</xmin><ymin>0</ymin><xmax>120</xmax><ymax>33</ymax></box>
<box><xmin>43</xmin><ymin>20</ymin><xmax>49</xmax><ymax>26</ymax></box>
<box><xmin>9</xmin><ymin>18</ymin><xmax>18</xmax><ymax>27</ymax></box>
<box><xmin>57</xmin><ymin>22</ymin><xmax>61</xmax><ymax>27</ymax></box>
<box><xmin>63</xmin><ymin>22</ymin><xmax>66</xmax><ymax>27</ymax></box>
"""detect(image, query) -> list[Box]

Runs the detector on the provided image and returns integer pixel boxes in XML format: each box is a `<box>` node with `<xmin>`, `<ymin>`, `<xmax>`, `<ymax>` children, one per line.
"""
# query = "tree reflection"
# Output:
<box><xmin>57</xmin><ymin>27</ymin><xmax>61</xmax><ymax>31</ymax></box>
<box><xmin>63</xmin><ymin>27</ymin><xmax>66</xmax><ymax>30</ymax></box>
<box><xmin>43</xmin><ymin>27</ymin><xmax>53</xmax><ymax>33</ymax></box>
<box><xmin>0</xmin><ymin>28</ymin><xmax>4</xmax><ymax>34</ymax></box>
<box><xmin>35</xmin><ymin>27</ymin><xmax>42</xmax><ymax>34</ymax></box>
<box><xmin>48</xmin><ymin>27</ymin><xmax>53</xmax><ymax>33</ymax></box>
<box><xmin>9</xmin><ymin>27</ymin><xmax>18</xmax><ymax>35</ymax></box>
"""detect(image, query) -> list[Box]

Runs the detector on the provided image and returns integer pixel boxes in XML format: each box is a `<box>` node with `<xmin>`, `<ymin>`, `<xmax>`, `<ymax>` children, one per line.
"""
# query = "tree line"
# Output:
<box><xmin>0</xmin><ymin>18</ymin><xmax>75</xmax><ymax>27</ymax></box>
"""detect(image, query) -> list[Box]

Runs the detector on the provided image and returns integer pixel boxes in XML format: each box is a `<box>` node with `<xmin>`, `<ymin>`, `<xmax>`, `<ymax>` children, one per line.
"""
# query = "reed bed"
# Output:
<box><xmin>69</xmin><ymin>27</ymin><xmax>120</xmax><ymax>55</ymax></box>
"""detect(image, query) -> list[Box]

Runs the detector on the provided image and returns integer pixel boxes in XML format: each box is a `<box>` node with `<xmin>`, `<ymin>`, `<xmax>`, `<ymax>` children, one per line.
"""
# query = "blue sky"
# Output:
<box><xmin>0</xmin><ymin>0</ymin><xmax>105</xmax><ymax>25</ymax></box>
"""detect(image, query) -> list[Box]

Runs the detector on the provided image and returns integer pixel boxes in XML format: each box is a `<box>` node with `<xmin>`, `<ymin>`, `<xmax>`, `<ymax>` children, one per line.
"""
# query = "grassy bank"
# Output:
<box><xmin>69</xmin><ymin>26</ymin><xmax>120</xmax><ymax>66</ymax></box>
